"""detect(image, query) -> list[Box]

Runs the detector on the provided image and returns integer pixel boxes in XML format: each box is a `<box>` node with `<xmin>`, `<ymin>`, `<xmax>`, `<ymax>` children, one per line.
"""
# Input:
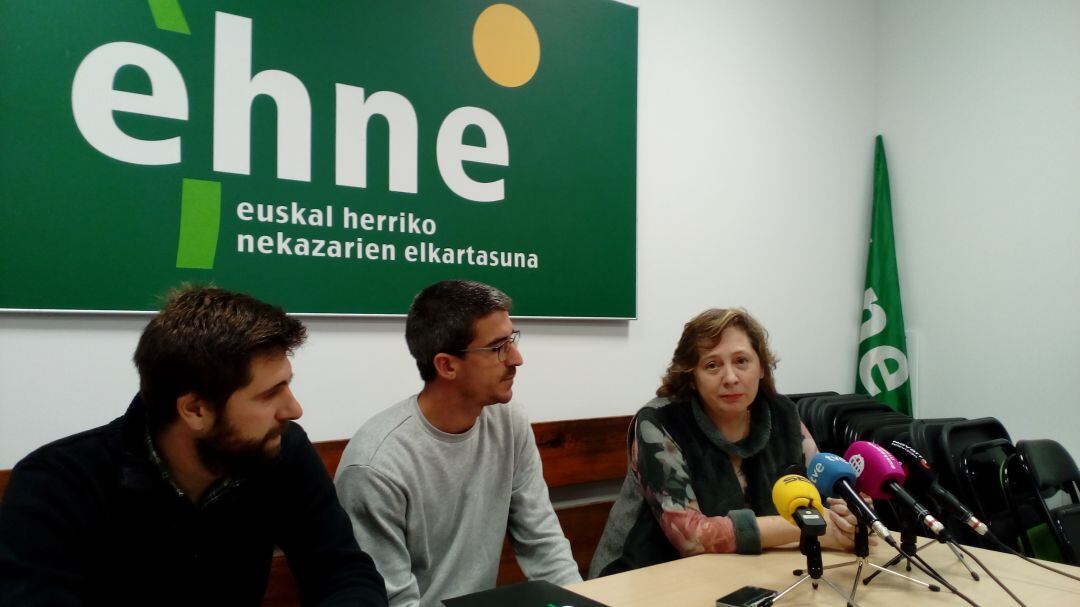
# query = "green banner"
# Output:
<box><xmin>856</xmin><ymin>135</ymin><xmax>912</xmax><ymax>414</ymax></box>
<box><xmin>0</xmin><ymin>0</ymin><xmax>637</xmax><ymax>316</ymax></box>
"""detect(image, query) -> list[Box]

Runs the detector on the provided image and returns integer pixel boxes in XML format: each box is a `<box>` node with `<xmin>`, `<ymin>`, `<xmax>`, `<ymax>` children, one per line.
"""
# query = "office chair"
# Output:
<box><xmin>1004</xmin><ymin>439</ymin><xmax>1080</xmax><ymax>564</ymax></box>
<box><xmin>938</xmin><ymin>419</ymin><xmax>1013</xmax><ymax>549</ymax></box>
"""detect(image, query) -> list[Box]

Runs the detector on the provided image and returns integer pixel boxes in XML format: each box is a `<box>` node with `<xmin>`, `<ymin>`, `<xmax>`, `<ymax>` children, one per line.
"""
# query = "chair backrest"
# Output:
<box><xmin>938</xmin><ymin>417</ymin><xmax>1010</xmax><ymax>491</ymax></box>
<box><xmin>960</xmin><ymin>439</ymin><xmax>1015</xmax><ymax>516</ymax></box>
<box><xmin>851</xmin><ymin>414</ymin><xmax>911</xmax><ymax>447</ymax></box>
<box><xmin>867</xmin><ymin>421</ymin><xmax>912</xmax><ymax>448</ymax></box>
<box><xmin>908</xmin><ymin>417</ymin><xmax>966</xmax><ymax>467</ymax></box>
<box><xmin>801</xmin><ymin>394</ymin><xmax>861</xmax><ymax>430</ymax></box>
<box><xmin>937</xmin><ymin>418</ymin><xmax>1013</xmax><ymax>547</ymax></box>
<box><xmin>794</xmin><ymin>394</ymin><xmax>856</xmax><ymax>439</ymax></box>
<box><xmin>831</xmin><ymin>405</ymin><xmax>896</xmax><ymax>451</ymax></box>
<box><xmin>808</xmin><ymin>395</ymin><xmax>881</xmax><ymax>451</ymax></box>
<box><xmin>1052</xmin><ymin>504</ymin><xmax>1080</xmax><ymax>564</ymax></box>
<box><xmin>1008</xmin><ymin>439</ymin><xmax>1080</xmax><ymax>565</ymax></box>
<box><xmin>786</xmin><ymin>392</ymin><xmax>838</xmax><ymax>435</ymax></box>
<box><xmin>1017</xmin><ymin>439</ymin><xmax>1080</xmax><ymax>501</ymax></box>
<box><xmin>785</xmin><ymin>391</ymin><xmax>839</xmax><ymax>408</ymax></box>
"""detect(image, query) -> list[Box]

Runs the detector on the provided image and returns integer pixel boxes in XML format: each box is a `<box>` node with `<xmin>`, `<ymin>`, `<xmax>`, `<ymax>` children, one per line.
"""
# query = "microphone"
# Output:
<box><xmin>772</xmin><ymin>474</ymin><xmax>827</xmax><ymax>535</ymax></box>
<box><xmin>806</xmin><ymin>452</ymin><xmax>890</xmax><ymax>541</ymax></box>
<box><xmin>887</xmin><ymin>441</ymin><xmax>989</xmax><ymax>536</ymax></box>
<box><xmin>844</xmin><ymin>441</ymin><xmax>946</xmax><ymax>537</ymax></box>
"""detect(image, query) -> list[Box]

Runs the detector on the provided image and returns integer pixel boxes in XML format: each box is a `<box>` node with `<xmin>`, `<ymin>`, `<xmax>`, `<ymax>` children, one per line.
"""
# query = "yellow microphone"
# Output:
<box><xmin>772</xmin><ymin>474</ymin><xmax>826</xmax><ymax>526</ymax></box>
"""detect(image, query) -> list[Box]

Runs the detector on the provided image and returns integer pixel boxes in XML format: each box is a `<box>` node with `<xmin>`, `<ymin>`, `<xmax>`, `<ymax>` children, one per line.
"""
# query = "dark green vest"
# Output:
<box><xmin>600</xmin><ymin>393</ymin><xmax>805</xmax><ymax>576</ymax></box>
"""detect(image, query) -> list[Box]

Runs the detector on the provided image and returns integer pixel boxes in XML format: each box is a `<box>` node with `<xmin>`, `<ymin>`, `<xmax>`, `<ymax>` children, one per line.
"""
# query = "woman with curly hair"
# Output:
<box><xmin>589</xmin><ymin>308</ymin><xmax>863</xmax><ymax>577</ymax></box>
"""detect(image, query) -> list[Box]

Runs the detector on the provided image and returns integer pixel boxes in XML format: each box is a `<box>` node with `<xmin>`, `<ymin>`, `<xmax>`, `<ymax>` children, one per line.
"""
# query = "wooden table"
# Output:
<box><xmin>566</xmin><ymin>540</ymin><xmax>1080</xmax><ymax>606</ymax></box>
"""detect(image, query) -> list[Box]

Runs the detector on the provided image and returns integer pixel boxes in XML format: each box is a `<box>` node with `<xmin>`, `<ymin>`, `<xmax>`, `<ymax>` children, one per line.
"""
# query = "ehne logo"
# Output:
<box><xmin>71</xmin><ymin>10</ymin><xmax>530</xmax><ymax>203</ymax></box>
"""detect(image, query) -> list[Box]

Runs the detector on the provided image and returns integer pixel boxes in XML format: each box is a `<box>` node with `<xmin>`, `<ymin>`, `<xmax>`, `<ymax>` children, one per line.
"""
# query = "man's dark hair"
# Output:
<box><xmin>405</xmin><ymin>280</ymin><xmax>512</xmax><ymax>381</ymax></box>
<box><xmin>134</xmin><ymin>285</ymin><xmax>307</xmax><ymax>433</ymax></box>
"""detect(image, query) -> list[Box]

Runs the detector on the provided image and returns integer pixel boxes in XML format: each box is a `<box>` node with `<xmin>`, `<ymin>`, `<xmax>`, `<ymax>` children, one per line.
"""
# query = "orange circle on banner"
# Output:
<box><xmin>472</xmin><ymin>4</ymin><xmax>540</xmax><ymax>87</ymax></box>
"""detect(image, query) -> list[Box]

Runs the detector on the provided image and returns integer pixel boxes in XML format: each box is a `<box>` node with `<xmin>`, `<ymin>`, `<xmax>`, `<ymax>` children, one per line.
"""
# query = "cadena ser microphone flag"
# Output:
<box><xmin>772</xmin><ymin>474</ymin><xmax>827</xmax><ymax>524</ymax></box>
<box><xmin>772</xmin><ymin>475</ymin><xmax>828</xmax><ymax>535</ymax></box>
<box><xmin>856</xmin><ymin>135</ymin><xmax>913</xmax><ymax>416</ymax></box>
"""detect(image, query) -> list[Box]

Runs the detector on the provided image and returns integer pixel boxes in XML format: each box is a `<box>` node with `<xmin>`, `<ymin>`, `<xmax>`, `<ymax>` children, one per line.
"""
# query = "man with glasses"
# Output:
<box><xmin>335</xmin><ymin>280</ymin><xmax>580</xmax><ymax>606</ymax></box>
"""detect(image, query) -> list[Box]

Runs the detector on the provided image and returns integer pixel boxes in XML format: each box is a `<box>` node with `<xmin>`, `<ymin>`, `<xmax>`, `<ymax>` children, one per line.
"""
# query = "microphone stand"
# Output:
<box><xmin>865</xmin><ymin>513</ymin><xmax>919</xmax><ymax>577</ymax></box>
<box><xmin>796</xmin><ymin>521</ymin><xmax>939</xmax><ymax>603</ymax></box>
<box><xmin>770</xmin><ymin>512</ymin><xmax>857</xmax><ymax>607</ymax></box>
<box><xmin>863</xmin><ymin>514</ymin><xmax>980</xmax><ymax>584</ymax></box>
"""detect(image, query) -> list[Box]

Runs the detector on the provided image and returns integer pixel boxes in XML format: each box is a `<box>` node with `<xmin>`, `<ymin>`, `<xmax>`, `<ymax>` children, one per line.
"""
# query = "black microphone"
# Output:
<box><xmin>888</xmin><ymin>441</ymin><xmax>989</xmax><ymax>536</ymax></box>
<box><xmin>844</xmin><ymin>441</ymin><xmax>946</xmax><ymax>537</ymax></box>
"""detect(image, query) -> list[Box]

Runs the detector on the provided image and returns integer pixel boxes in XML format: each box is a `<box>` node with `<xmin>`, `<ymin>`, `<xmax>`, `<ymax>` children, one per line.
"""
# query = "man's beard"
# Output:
<box><xmin>196</xmin><ymin>417</ymin><xmax>286</xmax><ymax>478</ymax></box>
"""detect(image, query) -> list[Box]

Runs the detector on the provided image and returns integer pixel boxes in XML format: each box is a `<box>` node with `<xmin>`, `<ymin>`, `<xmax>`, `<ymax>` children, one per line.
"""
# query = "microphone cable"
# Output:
<box><xmin>952</xmin><ymin>541</ymin><xmax>1026</xmax><ymax>607</ymax></box>
<box><xmin>882</xmin><ymin>535</ymin><xmax>982</xmax><ymax>607</ymax></box>
<box><xmin>985</xmin><ymin>531</ymin><xmax>1080</xmax><ymax>583</ymax></box>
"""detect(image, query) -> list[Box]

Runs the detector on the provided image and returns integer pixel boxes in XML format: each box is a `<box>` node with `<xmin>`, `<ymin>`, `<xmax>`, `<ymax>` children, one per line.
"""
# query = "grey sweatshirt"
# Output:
<box><xmin>334</xmin><ymin>395</ymin><xmax>581</xmax><ymax>607</ymax></box>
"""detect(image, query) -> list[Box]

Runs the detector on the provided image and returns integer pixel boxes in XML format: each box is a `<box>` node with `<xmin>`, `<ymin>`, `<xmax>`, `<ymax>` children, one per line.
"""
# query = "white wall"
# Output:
<box><xmin>2</xmin><ymin>0</ymin><xmax>880</xmax><ymax>468</ymax></box>
<box><xmin>878</xmin><ymin>0</ymin><xmax>1080</xmax><ymax>458</ymax></box>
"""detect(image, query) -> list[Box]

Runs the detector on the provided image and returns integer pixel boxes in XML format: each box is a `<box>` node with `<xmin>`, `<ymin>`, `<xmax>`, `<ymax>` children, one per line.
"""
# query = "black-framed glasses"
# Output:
<box><xmin>458</xmin><ymin>330</ymin><xmax>521</xmax><ymax>361</ymax></box>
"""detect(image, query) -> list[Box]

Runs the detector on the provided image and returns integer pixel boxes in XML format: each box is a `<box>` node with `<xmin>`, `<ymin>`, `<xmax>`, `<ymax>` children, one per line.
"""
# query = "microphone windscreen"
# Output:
<box><xmin>771</xmin><ymin>474</ymin><xmax>826</xmax><ymax>526</ymax></box>
<box><xmin>806</xmin><ymin>452</ymin><xmax>856</xmax><ymax>499</ymax></box>
<box><xmin>844</xmin><ymin>441</ymin><xmax>907</xmax><ymax>500</ymax></box>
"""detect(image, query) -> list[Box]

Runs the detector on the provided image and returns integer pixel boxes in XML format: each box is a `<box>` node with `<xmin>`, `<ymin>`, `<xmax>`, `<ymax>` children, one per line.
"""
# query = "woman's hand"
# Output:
<box><xmin>819</xmin><ymin>497</ymin><xmax>855</xmax><ymax>550</ymax></box>
<box><xmin>820</xmin><ymin>494</ymin><xmax>877</xmax><ymax>551</ymax></box>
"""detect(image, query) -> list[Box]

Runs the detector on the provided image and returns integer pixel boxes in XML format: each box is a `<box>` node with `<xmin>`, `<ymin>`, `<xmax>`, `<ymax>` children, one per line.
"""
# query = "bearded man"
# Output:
<box><xmin>0</xmin><ymin>286</ymin><xmax>387</xmax><ymax>607</ymax></box>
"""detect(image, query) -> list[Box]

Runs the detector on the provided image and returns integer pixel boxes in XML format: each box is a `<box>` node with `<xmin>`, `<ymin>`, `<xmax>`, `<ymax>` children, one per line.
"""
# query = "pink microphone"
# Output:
<box><xmin>844</xmin><ymin>441</ymin><xmax>945</xmax><ymax>536</ymax></box>
<box><xmin>844</xmin><ymin>441</ymin><xmax>906</xmax><ymax>500</ymax></box>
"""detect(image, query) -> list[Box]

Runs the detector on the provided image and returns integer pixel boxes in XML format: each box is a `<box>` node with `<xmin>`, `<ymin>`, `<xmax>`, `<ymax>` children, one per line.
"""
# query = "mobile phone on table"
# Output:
<box><xmin>715</xmin><ymin>585</ymin><xmax>777</xmax><ymax>607</ymax></box>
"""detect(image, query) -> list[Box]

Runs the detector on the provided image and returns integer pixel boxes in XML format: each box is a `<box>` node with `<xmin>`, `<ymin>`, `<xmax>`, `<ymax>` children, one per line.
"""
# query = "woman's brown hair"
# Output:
<box><xmin>656</xmin><ymin>308</ymin><xmax>777</xmax><ymax>403</ymax></box>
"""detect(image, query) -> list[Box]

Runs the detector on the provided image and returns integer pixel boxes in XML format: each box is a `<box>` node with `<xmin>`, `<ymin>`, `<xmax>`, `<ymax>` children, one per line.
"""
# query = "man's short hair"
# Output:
<box><xmin>133</xmin><ymin>285</ymin><xmax>307</xmax><ymax>433</ymax></box>
<box><xmin>405</xmin><ymin>280</ymin><xmax>512</xmax><ymax>381</ymax></box>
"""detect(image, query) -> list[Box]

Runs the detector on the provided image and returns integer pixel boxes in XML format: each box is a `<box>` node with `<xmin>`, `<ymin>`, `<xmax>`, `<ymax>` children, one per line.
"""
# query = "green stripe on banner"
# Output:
<box><xmin>148</xmin><ymin>0</ymin><xmax>191</xmax><ymax>35</ymax></box>
<box><xmin>176</xmin><ymin>179</ymin><xmax>221</xmax><ymax>269</ymax></box>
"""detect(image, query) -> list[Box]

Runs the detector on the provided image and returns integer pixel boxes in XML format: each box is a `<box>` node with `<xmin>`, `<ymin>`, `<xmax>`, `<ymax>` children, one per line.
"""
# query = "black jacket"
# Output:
<box><xmin>0</xmin><ymin>396</ymin><xmax>388</xmax><ymax>607</ymax></box>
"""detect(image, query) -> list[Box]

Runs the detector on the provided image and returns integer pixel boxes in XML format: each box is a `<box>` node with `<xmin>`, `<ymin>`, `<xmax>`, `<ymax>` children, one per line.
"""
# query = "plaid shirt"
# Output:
<box><xmin>143</xmin><ymin>426</ymin><xmax>241</xmax><ymax>507</ymax></box>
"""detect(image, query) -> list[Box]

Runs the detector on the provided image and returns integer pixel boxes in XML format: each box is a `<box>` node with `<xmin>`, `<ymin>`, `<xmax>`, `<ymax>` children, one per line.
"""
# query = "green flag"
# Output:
<box><xmin>856</xmin><ymin>135</ymin><xmax>912</xmax><ymax>415</ymax></box>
